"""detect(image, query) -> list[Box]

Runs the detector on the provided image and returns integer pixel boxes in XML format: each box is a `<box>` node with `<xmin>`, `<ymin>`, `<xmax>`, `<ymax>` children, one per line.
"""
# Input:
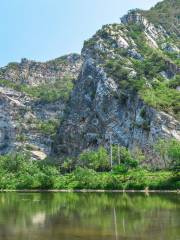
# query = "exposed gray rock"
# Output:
<box><xmin>176</xmin><ymin>86</ymin><xmax>180</xmax><ymax>91</ymax></box>
<box><xmin>0</xmin><ymin>54</ymin><xmax>82</xmax><ymax>86</ymax></box>
<box><xmin>161</xmin><ymin>43</ymin><xmax>179</xmax><ymax>53</ymax></box>
<box><xmin>53</xmin><ymin>14</ymin><xmax>180</xmax><ymax>168</ymax></box>
<box><xmin>54</xmin><ymin>54</ymin><xmax>180</xmax><ymax>168</ymax></box>
<box><xmin>121</xmin><ymin>10</ymin><xmax>167</xmax><ymax>49</ymax></box>
<box><xmin>0</xmin><ymin>85</ymin><xmax>69</xmax><ymax>156</ymax></box>
<box><xmin>128</xmin><ymin>49</ymin><xmax>143</xmax><ymax>60</ymax></box>
<box><xmin>0</xmin><ymin>54</ymin><xmax>82</xmax><ymax>158</ymax></box>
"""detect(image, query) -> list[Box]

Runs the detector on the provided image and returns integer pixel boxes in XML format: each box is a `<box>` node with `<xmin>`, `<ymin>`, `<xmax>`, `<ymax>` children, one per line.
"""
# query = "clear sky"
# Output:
<box><xmin>0</xmin><ymin>0</ymin><xmax>161</xmax><ymax>67</ymax></box>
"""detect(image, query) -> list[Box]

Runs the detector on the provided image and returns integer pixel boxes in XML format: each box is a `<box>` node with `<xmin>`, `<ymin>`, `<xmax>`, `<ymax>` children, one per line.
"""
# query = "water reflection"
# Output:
<box><xmin>0</xmin><ymin>192</ymin><xmax>179</xmax><ymax>240</ymax></box>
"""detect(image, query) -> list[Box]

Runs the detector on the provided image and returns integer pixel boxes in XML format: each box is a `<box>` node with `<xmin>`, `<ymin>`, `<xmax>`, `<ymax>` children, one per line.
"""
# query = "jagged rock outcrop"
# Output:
<box><xmin>121</xmin><ymin>10</ymin><xmax>168</xmax><ymax>49</ymax></box>
<box><xmin>140</xmin><ymin>0</ymin><xmax>180</xmax><ymax>36</ymax></box>
<box><xmin>0</xmin><ymin>54</ymin><xmax>82</xmax><ymax>86</ymax></box>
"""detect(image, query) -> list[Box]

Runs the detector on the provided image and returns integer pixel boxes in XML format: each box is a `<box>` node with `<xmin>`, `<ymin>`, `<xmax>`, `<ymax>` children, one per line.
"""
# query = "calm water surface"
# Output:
<box><xmin>0</xmin><ymin>192</ymin><xmax>179</xmax><ymax>240</ymax></box>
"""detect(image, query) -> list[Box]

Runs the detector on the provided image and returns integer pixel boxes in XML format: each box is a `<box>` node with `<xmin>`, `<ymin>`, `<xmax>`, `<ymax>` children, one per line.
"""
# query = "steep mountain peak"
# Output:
<box><xmin>121</xmin><ymin>10</ymin><xmax>149</xmax><ymax>26</ymax></box>
<box><xmin>120</xmin><ymin>10</ymin><xmax>167</xmax><ymax>49</ymax></box>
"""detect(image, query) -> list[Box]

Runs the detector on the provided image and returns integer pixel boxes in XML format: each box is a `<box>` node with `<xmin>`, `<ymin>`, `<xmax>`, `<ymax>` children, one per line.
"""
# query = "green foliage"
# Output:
<box><xmin>132</xmin><ymin>147</ymin><xmax>146</xmax><ymax>163</ymax></box>
<box><xmin>112</xmin><ymin>145</ymin><xmax>139</xmax><ymax>167</ymax></box>
<box><xmin>164</xmin><ymin>51</ymin><xmax>180</xmax><ymax>65</ymax></box>
<box><xmin>36</xmin><ymin>119</ymin><xmax>59</xmax><ymax>136</ymax></box>
<box><xmin>140</xmin><ymin>83</ymin><xmax>180</xmax><ymax>119</ymax></box>
<box><xmin>105</xmin><ymin>59</ymin><xmax>129</xmax><ymax>82</ymax></box>
<box><xmin>141</xmin><ymin>0</ymin><xmax>180</xmax><ymax>36</ymax></box>
<box><xmin>0</xmin><ymin>147</ymin><xmax>178</xmax><ymax>190</ymax></box>
<box><xmin>167</xmin><ymin>140</ymin><xmax>180</xmax><ymax>163</ymax></box>
<box><xmin>84</xmin><ymin>38</ymin><xmax>97</xmax><ymax>49</ymax></box>
<box><xmin>0</xmin><ymin>159</ymin><xmax>178</xmax><ymax>190</ymax></box>
<box><xmin>105</xmin><ymin>49</ymin><xmax>167</xmax><ymax>94</ymax></box>
<box><xmin>133</xmin><ymin>52</ymin><xmax>166</xmax><ymax>79</ymax></box>
<box><xmin>79</xmin><ymin>147</ymin><xmax>110</xmax><ymax>171</ymax></box>
<box><xmin>0</xmin><ymin>76</ymin><xmax>74</xmax><ymax>103</ymax></box>
<box><xmin>104</xmin><ymin>23</ymin><xmax>178</xmax><ymax>119</ymax></box>
<box><xmin>127</xmin><ymin>24</ymin><xmax>155</xmax><ymax>57</ymax></box>
<box><xmin>104</xmin><ymin>59</ymin><xmax>141</xmax><ymax>91</ymax></box>
<box><xmin>16</xmin><ymin>134</ymin><xmax>28</xmax><ymax>142</ymax></box>
<box><xmin>0</xmin><ymin>153</ymin><xmax>28</xmax><ymax>173</ymax></box>
<box><xmin>169</xmin><ymin>74</ymin><xmax>180</xmax><ymax>89</ymax></box>
<box><xmin>113</xmin><ymin>165</ymin><xmax>128</xmax><ymax>175</ymax></box>
<box><xmin>23</xmin><ymin>76</ymin><xmax>74</xmax><ymax>102</ymax></box>
<box><xmin>70</xmin><ymin>167</ymin><xmax>99</xmax><ymax>189</ymax></box>
<box><xmin>7</xmin><ymin>62</ymin><xmax>19</xmax><ymax>70</ymax></box>
<box><xmin>0</xmin><ymin>79</ymin><xmax>19</xmax><ymax>89</ymax></box>
<box><xmin>0</xmin><ymin>153</ymin><xmax>59</xmax><ymax>189</ymax></box>
<box><xmin>54</xmin><ymin>168</ymin><xmax>179</xmax><ymax>190</ymax></box>
<box><xmin>155</xmin><ymin>139</ymin><xmax>180</xmax><ymax>171</ymax></box>
<box><xmin>60</xmin><ymin>157</ymin><xmax>75</xmax><ymax>173</ymax></box>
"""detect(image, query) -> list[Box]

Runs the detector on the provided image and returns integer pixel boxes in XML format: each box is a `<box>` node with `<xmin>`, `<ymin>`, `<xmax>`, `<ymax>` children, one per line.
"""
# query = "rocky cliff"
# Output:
<box><xmin>0</xmin><ymin>0</ymin><xmax>180</xmax><ymax>167</ymax></box>
<box><xmin>54</xmin><ymin>0</ymin><xmax>180</xmax><ymax>168</ymax></box>
<box><xmin>0</xmin><ymin>54</ymin><xmax>82</xmax><ymax>159</ymax></box>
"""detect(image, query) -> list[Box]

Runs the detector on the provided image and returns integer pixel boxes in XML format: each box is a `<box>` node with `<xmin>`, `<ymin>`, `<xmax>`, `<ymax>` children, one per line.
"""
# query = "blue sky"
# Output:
<box><xmin>0</xmin><ymin>0</ymin><xmax>160</xmax><ymax>67</ymax></box>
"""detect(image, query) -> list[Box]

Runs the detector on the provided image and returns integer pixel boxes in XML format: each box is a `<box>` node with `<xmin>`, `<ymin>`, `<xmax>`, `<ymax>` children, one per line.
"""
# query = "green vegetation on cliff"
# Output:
<box><xmin>140</xmin><ymin>82</ymin><xmax>180</xmax><ymax>119</ymax></box>
<box><xmin>105</xmin><ymin>46</ymin><xmax>180</xmax><ymax>119</ymax></box>
<box><xmin>141</xmin><ymin>0</ymin><xmax>180</xmax><ymax>36</ymax></box>
<box><xmin>0</xmin><ymin>75</ymin><xmax>74</xmax><ymax>103</ymax></box>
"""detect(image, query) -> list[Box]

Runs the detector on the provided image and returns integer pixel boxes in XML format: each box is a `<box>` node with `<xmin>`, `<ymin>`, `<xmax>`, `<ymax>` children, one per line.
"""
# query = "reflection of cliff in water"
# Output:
<box><xmin>0</xmin><ymin>193</ymin><xmax>179</xmax><ymax>240</ymax></box>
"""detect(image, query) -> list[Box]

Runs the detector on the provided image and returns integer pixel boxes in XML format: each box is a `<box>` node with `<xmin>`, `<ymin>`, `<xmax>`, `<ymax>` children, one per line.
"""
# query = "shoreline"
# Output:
<box><xmin>0</xmin><ymin>189</ymin><xmax>179</xmax><ymax>193</ymax></box>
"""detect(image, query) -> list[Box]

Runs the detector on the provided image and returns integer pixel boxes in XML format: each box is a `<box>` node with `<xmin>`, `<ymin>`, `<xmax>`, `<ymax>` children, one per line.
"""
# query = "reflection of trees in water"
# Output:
<box><xmin>47</xmin><ymin>193</ymin><xmax>179</xmax><ymax>239</ymax></box>
<box><xmin>0</xmin><ymin>193</ymin><xmax>179</xmax><ymax>239</ymax></box>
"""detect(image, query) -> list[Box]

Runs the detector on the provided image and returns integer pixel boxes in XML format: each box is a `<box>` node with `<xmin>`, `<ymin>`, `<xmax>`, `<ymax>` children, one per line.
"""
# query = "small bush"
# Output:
<box><xmin>36</xmin><ymin>119</ymin><xmax>59</xmax><ymax>136</ymax></box>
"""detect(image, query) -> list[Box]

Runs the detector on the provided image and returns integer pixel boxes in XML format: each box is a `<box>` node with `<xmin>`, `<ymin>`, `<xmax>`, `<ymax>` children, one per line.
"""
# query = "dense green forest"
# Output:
<box><xmin>0</xmin><ymin>139</ymin><xmax>179</xmax><ymax>190</ymax></box>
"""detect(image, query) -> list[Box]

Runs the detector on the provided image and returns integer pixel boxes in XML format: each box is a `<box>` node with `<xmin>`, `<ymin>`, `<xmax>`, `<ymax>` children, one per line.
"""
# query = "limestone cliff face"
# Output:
<box><xmin>0</xmin><ymin>54</ymin><xmax>82</xmax><ymax>159</ymax></box>
<box><xmin>54</xmin><ymin>58</ymin><xmax>179</xmax><ymax>167</ymax></box>
<box><xmin>54</xmin><ymin>8</ymin><xmax>180</xmax><ymax>167</ymax></box>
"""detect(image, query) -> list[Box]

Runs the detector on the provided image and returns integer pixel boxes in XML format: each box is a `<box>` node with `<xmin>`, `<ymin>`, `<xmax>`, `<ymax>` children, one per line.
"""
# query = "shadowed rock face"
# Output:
<box><xmin>0</xmin><ymin>97</ymin><xmax>14</xmax><ymax>154</ymax></box>
<box><xmin>0</xmin><ymin>125</ymin><xmax>11</xmax><ymax>153</ymax></box>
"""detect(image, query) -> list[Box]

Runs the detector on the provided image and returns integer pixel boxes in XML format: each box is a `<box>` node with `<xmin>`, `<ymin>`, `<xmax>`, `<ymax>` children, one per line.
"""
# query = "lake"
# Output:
<box><xmin>0</xmin><ymin>192</ymin><xmax>179</xmax><ymax>240</ymax></box>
